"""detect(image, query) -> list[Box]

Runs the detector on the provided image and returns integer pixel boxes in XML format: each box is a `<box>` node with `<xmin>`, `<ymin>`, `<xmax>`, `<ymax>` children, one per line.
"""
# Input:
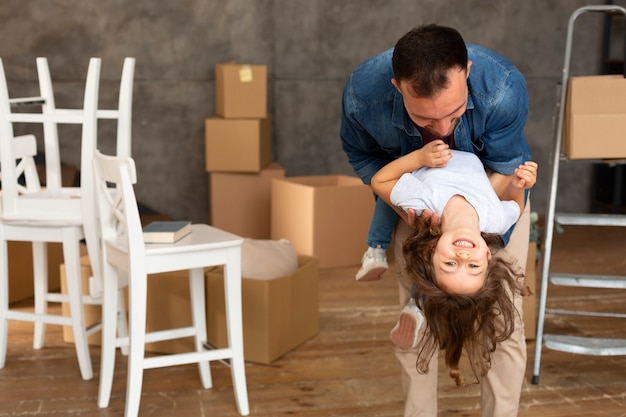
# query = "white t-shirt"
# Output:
<box><xmin>390</xmin><ymin>150</ymin><xmax>520</xmax><ymax>235</ymax></box>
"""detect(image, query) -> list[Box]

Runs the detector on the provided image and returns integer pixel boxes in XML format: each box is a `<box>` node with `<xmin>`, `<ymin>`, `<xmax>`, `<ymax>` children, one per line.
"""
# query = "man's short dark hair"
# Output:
<box><xmin>392</xmin><ymin>24</ymin><xmax>468</xmax><ymax>97</ymax></box>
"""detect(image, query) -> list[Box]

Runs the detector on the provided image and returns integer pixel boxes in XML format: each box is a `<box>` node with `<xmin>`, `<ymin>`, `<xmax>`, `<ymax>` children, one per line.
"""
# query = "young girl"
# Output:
<box><xmin>356</xmin><ymin>140</ymin><xmax>455</xmax><ymax>282</ymax></box>
<box><xmin>371</xmin><ymin>140</ymin><xmax>537</xmax><ymax>386</ymax></box>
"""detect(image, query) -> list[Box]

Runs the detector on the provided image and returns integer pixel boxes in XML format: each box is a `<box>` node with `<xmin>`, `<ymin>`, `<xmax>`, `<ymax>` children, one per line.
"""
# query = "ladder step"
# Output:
<box><xmin>549</xmin><ymin>273</ymin><xmax>626</xmax><ymax>288</ymax></box>
<box><xmin>544</xmin><ymin>334</ymin><xmax>626</xmax><ymax>356</ymax></box>
<box><xmin>555</xmin><ymin>212</ymin><xmax>626</xmax><ymax>226</ymax></box>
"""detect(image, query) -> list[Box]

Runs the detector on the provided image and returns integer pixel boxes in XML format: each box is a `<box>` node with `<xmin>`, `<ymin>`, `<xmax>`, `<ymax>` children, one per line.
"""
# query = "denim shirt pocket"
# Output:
<box><xmin>471</xmin><ymin>136</ymin><xmax>485</xmax><ymax>153</ymax></box>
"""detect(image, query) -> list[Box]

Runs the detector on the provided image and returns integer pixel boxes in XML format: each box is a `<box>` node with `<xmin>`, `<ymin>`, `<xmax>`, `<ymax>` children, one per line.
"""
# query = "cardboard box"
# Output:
<box><xmin>205</xmin><ymin>255</ymin><xmax>319</xmax><ymax>365</ymax></box>
<box><xmin>8</xmin><ymin>242</ymin><xmax>65</xmax><ymax>304</ymax></box>
<box><xmin>205</xmin><ymin>116</ymin><xmax>272</xmax><ymax>173</ymax></box>
<box><xmin>209</xmin><ymin>163</ymin><xmax>285</xmax><ymax>239</ymax></box>
<box><xmin>215</xmin><ymin>63</ymin><xmax>267</xmax><ymax>119</ymax></box>
<box><xmin>564</xmin><ymin>75</ymin><xmax>626</xmax><ymax>159</ymax></box>
<box><xmin>523</xmin><ymin>242</ymin><xmax>538</xmax><ymax>341</ymax></box>
<box><xmin>271</xmin><ymin>175</ymin><xmax>375</xmax><ymax>269</ymax></box>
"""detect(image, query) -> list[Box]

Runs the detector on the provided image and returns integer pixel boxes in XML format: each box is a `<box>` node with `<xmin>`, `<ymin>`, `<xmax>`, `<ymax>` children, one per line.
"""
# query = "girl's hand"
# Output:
<box><xmin>511</xmin><ymin>161</ymin><xmax>538</xmax><ymax>189</ymax></box>
<box><xmin>417</xmin><ymin>140</ymin><xmax>452</xmax><ymax>168</ymax></box>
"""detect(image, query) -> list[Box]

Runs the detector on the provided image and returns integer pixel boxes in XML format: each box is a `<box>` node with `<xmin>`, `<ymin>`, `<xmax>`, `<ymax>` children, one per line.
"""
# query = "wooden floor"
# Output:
<box><xmin>1</xmin><ymin>225</ymin><xmax>626</xmax><ymax>416</ymax></box>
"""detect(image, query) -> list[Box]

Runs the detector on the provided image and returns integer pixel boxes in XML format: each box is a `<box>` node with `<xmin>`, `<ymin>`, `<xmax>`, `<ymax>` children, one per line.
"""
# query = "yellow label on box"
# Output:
<box><xmin>239</xmin><ymin>65</ymin><xmax>253</xmax><ymax>83</ymax></box>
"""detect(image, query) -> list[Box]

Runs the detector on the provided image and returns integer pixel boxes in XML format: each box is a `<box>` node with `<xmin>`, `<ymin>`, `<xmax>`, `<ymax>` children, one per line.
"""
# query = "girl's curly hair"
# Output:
<box><xmin>402</xmin><ymin>215</ymin><xmax>531</xmax><ymax>386</ymax></box>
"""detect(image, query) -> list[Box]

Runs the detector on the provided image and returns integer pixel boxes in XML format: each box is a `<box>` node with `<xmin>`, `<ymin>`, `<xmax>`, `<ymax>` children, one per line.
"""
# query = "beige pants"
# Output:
<box><xmin>393</xmin><ymin>204</ymin><xmax>530</xmax><ymax>417</ymax></box>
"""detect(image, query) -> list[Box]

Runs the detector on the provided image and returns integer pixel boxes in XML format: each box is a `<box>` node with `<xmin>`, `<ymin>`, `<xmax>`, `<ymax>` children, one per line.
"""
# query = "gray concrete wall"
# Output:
<box><xmin>1</xmin><ymin>0</ymin><xmax>622</xmax><ymax>222</ymax></box>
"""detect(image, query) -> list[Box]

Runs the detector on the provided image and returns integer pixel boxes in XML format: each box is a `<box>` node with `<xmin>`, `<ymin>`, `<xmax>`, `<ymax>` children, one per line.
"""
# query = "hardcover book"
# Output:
<box><xmin>142</xmin><ymin>221</ymin><xmax>192</xmax><ymax>243</ymax></box>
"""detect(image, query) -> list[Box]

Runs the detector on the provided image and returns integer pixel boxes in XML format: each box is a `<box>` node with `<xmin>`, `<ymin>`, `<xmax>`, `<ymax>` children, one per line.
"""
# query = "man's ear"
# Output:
<box><xmin>391</xmin><ymin>78</ymin><xmax>400</xmax><ymax>91</ymax></box>
<box><xmin>466</xmin><ymin>61</ymin><xmax>472</xmax><ymax>78</ymax></box>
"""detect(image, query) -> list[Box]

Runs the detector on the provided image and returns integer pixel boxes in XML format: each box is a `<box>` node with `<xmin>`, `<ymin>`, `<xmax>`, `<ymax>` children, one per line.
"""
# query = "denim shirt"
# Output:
<box><xmin>340</xmin><ymin>44</ymin><xmax>532</xmax><ymax>186</ymax></box>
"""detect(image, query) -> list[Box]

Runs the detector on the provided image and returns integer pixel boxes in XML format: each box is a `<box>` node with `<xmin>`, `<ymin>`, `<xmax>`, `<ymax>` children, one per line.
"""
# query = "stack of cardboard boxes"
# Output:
<box><xmin>205</xmin><ymin>63</ymin><xmax>375</xmax><ymax>270</ymax></box>
<box><xmin>205</xmin><ymin>63</ymin><xmax>281</xmax><ymax>239</ymax></box>
<box><xmin>205</xmin><ymin>63</ymin><xmax>319</xmax><ymax>364</ymax></box>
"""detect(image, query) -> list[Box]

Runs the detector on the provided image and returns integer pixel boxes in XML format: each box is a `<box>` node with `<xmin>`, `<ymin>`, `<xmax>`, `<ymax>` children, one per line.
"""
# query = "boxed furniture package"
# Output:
<box><xmin>270</xmin><ymin>175</ymin><xmax>375</xmax><ymax>268</ymax></box>
<box><xmin>209</xmin><ymin>162</ymin><xmax>285</xmax><ymax>239</ymax></box>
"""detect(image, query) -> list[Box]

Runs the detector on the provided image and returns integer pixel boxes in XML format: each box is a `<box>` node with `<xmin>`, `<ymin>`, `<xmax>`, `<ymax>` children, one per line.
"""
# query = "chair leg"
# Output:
<box><xmin>98</xmin><ymin>262</ymin><xmax>120</xmax><ymax>408</ymax></box>
<box><xmin>125</xmin><ymin>271</ymin><xmax>148</xmax><ymax>417</ymax></box>
<box><xmin>0</xmin><ymin>238</ymin><xmax>9</xmax><ymax>369</ymax></box>
<box><xmin>116</xmin><ymin>287</ymin><xmax>129</xmax><ymax>356</ymax></box>
<box><xmin>62</xmin><ymin>232</ymin><xmax>93</xmax><ymax>380</ymax></box>
<box><xmin>32</xmin><ymin>241</ymin><xmax>48</xmax><ymax>349</ymax></box>
<box><xmin>223</xmin><ymin>260</ymin><xmax>250</xmax><ymax>416</ymax></box>
<box><xmin>189</xmin><ymin>268</ymin><xmax>212</xmax><ymax>388</ymax></box>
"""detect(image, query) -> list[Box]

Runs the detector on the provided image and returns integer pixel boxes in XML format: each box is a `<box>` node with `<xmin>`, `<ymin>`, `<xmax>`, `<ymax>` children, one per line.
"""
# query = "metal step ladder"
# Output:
<box><xmin>532</xmin><ymin>4</ymin><xmax>626</xmax><ymax>385</ymax></box>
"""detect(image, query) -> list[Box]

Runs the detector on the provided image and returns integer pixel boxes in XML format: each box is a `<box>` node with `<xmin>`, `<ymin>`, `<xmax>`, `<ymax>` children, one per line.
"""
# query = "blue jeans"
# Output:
<box><xmin>367</xmin><ymin>196</ymin><xmax>399</xmax><ymax>250</ymax></box>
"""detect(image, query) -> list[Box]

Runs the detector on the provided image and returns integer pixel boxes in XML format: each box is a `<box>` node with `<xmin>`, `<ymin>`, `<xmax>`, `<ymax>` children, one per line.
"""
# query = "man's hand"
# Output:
<box><xmin>404</xmin><ymin>208</ymin><xmax>440</xmax><ymax>227</ymax></box>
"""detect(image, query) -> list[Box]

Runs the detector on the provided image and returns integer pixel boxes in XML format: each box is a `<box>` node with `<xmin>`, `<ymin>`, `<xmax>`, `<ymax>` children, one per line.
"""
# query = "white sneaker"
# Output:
<box><xmin>355</xmin><ymin>246</ymin><xmax>388</xmax><ymax>281</ymax></box>
<box><xmin>389</xmin><ymin>297</ymin><xmax>424</xmax><ymax>350</ymax></box>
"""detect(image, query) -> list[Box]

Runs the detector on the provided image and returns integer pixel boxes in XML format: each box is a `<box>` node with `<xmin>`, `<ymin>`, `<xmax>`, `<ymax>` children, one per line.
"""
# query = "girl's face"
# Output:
<box><xmin>431</xmin><ymin>227</ymin><xmax>492</xmax><ymax>295</ymax></box>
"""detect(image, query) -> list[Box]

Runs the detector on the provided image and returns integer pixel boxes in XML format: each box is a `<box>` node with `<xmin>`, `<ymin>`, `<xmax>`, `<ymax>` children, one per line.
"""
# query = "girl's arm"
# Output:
<box><xmin>371</xmin><ymin>140</ymin><xmax>450</xmax><ymax>205</ymax></box>
<box><xmin>498</xmin><ymin>161</ymin><xmax>538</xmax><ymax>214</ymax></box>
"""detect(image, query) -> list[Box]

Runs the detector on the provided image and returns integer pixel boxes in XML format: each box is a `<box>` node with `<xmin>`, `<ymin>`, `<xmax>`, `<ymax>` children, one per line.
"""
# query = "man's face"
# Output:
<box><xmin>392</xmin><ymin>62</ymin><xmax>471</xmax><ymax>138</ymax></box>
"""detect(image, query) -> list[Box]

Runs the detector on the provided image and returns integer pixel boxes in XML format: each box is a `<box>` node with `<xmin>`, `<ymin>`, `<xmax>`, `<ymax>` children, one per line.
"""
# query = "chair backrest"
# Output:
<box><xmin>0</xmin><ymin>134</ymin><xmax>41</xmax><ymax>196</ymax></box>
<box><xmin>36</xmin><ymin>57</ymin><xmax>64</xmax><ymax>192</ymax></box>
<box><xmin>95</xmin><ymin>57</ymin><xmax>135</xmax><ymax>158</ymax></box>
<box><xmin>34</xmin><ymin>57</ymin><xmax>135</xmax><ymax>190</ymax></box>
<box><xmin>0</xmin><ymin>57</ymin><xmax>100</xmax><ymax>220</ymax></box>
<box><xmin>11</xmin><ymin>134</ymin><xmax>41</xmax><ymax>194</ymax></box>
<box><xmin>84</xmin><ymin>57</ymin><xmax>135</xmax><ymax>299</ymax></box>
<box><xmin>92</xmin><ymin>150</ymin><xmax>145</xmax><ymax>279</ymax></box>
<box><xmin>1</xmin><ymin>57</ymin><xmax>135</xmax><ymax>297</ymax></box>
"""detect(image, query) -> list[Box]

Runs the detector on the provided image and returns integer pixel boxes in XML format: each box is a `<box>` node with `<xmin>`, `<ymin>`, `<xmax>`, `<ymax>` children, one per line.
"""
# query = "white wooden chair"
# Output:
<box><xmin>0</xmin><ymin>57</ymin><xmax>101</xmax><ymax>380</ymax></box>
<box><xmin>33</xmin><ymin>56</ymin><xmax>136</xmax><ymax>301</ymax></box>
<box><xmin>0</xmin><ymin>56</ymin><xmax>135</xmax><ymax>380</ymax></box>
<box><xmin>92</xmin><ymin>150</ymin><xmax>249</xmax><ymax>417</ymax></box>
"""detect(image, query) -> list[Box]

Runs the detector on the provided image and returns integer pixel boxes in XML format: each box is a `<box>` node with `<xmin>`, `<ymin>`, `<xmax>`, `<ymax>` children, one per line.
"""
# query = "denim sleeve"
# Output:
<box><xmin>478</xmin><ymin>70</ymin><xmax>532</xmax><ymax>175</ymax></box>
<box><xmin>340</xmin><ymin>80</ymin><xmax>394</xmax><ymax>185</ymax></box>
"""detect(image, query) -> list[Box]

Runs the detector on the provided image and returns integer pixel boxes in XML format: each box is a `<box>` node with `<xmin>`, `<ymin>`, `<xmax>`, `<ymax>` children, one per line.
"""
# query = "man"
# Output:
<box><xmin>340</xmin><ymin>24</ymin><xmax>531</xmax><ymax>417</ymax></box>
